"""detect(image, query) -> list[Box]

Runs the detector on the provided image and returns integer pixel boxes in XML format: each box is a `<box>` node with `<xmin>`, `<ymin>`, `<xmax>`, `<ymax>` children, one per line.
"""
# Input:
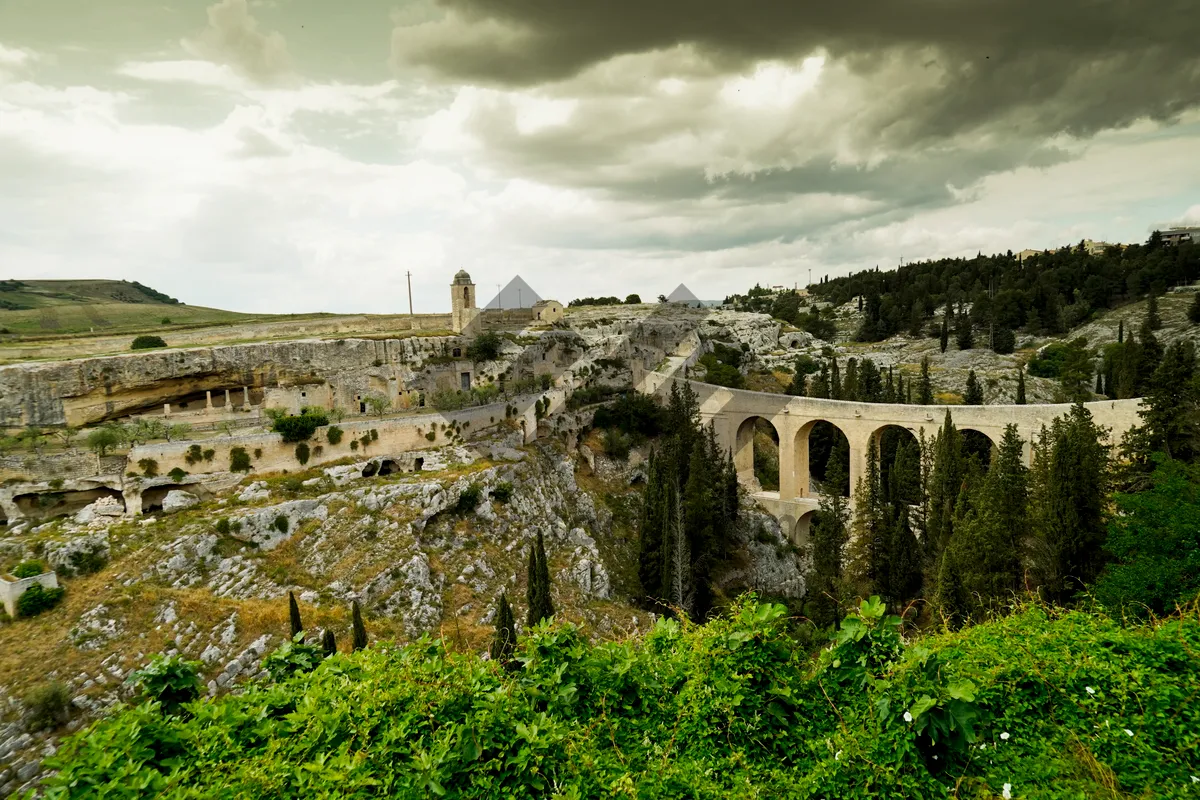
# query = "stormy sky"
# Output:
<box><xmin>2</xmin><ymin>0</ymin><xmax>1198</xmax><ymax>314</ymax></box>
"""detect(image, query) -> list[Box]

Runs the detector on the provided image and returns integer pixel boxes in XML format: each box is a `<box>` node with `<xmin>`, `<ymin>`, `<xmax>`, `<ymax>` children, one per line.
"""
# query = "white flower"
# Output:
<box><xmin>1191</xmin><ymin>775</ymin><xmax>1199</xmax><ymax>783</ymax></box>
<box><xmin>1000</xmin><ymin>732</ymin><xmax>1010</xmax><ymax>741</ymax></box>
<box><xmin>903</xmin><ymin>711</ymin><xmax>913</xmax><ymax>723</ymax></box>
<box><xmin>1002</xmin><ymin>783</ymin><xmax>1012</xmax><ymax>799</ymax></box>
<box><xmin>835</xmin><ymin>750</ymin><xmax>842</xmax><ymax>761</ymax></box>
<box><xmin>1124</xmin><ymin>728</ymin><xmax>1134</xmax><ymax>737</ymax></box>
<box><xmin>1085</xmin><ymin>686</ymin><xmax>1096</xmax><ymax>695</ymax></box>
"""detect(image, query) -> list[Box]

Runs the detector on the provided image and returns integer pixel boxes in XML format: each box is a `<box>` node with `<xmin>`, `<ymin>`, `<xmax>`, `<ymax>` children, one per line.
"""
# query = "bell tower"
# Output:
<box><xmin>451</xmin><ymin>269</ymin><xmax>478</xmax><ymax>333</ymax></box>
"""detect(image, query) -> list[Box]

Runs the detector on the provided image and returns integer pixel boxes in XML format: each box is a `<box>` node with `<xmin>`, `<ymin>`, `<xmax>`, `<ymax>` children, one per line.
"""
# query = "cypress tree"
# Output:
<box><xmin>844</xmin><ymin>358</ymin><xmax>859</xmax><ymax>402</ymax></box>
<box><xmin>321</xmin><ymin>629</ymin><xmax>337</xmax><ymax>657</ymax></box>
<box><xmin>638</xmin><ymin>449</ymin><xmax>667</xmax><ymax>600</ymax></box>
<box><xmin>1189</xmin><ymin>293</ymin><xmax>1200</xmax><ymax>325</ymax></box>
<box><xmin>1136</xmin><ymin>340</ymin><xmax>1199</xmax><ymax>462</ymax></box>
<box><xmin>1146</xmin><ymin>294</ymin><xmax>1162</xmax><ymax>331</ymax></box>
<box><xmin>1016</xmin><ymin>367</ymin><xmax>1027</xmax><ymax>404</ymax></box>
<box><xmin>926</xmin><ymin>411</ymin><xmax>964</xmax><ymax>576</ymax></box>
<box><xmin>919</xmin><ymin>356</ymin><xmax>934</xmax><ymax>405</ymax></box>
<box><xmin>806</xmin><ymin>451</ymin><xmax>850</xmax><ymax>627</ymax></box>
<box><xmin>1030</xmin><ymin>405</ymin><xmax>1110</xmax><ymax>603</ymax></box>
<box><xmin>885</xmin><ymin>366</ymin><xmax>895</xmax><ymax>403</ymax></box>
<box><xmin>288</xmin><ymin>591</ymin><xmax>303</xmax><ymax>639</ymax></box>
<box><xmin>964</xmin><ymin>370</ymin><xmax>984</xmax><ymax>405</ymax></box>
<box><xmin>489</xmin><ymin>592</ymin><xmax>517</xmax><ymax>666</ymax></box>
<box><xmin>1095</xmin><ymin>372</ymin><xmax>1103</xmax><ymax>396</ymax></box>
<box><xmin>940</xmin><ymin>425</ymin><xmax>1027</xmax><ymax>623</ymax></box>
<box><xmin>1118</xmin><ymin>319</ymin><xmax>1124</xmax><ymax>343</ymax></box>
<box><xmin>786</xmin><ymin>370</ymin><xmax>807</xmax><ymax>396</ymax></box>
<box><xmin>956</xmin><ymin>319</ymin><xmax>974</xmax><ymax>351</ymax></box>
<box><xmin>831</xmin><ymin>359</ymin><xmax>842</xmax><ymax>399</ymax></box>
<box><xmin>847</xmin><ymin>437</ymin><xmax>888</xmax><ymax>602</ymax></box>
<box><xmin>526</xmin><ymin>531</ymin><xmax>554</xmax><ymax>627</ymax></box>
<box><xmin>939</xmin><ymin>314</ymin><xmax>950</xmax><ymax>353</ymax></box>
<box><xmin>351</xmin><ymin>600</ymin><xmax>368</xmax><ymax>651</ymax></box>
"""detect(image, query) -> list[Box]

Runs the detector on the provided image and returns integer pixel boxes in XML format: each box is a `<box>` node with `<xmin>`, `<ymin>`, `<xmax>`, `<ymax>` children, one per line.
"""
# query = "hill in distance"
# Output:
<box><xmin>0</xmin><ymin>279</ymin><xmax>261</xmax><ymax>337</ymax></box>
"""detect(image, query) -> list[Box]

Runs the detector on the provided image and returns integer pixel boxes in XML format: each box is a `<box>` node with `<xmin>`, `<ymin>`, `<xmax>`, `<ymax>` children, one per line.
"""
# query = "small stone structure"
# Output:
<box><xmin>450</xmin><ymin>270</ymin><xmax>480</xmax><ymax>334</ymax></box>
<box><xmin>0</xmin><ymin>570</ymin><xmax>58</xmax><ymax>617</ymax></box>
<box><xmin>532</xmin><ymin>300</ymin><xmax>564</xmax><ymax>324</ymax></box>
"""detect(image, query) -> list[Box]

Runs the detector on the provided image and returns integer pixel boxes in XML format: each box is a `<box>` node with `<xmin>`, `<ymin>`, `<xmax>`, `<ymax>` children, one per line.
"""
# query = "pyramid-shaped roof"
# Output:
<box><xmin>482</xmin><ymin>275</ymin><xmax>543</xmax><ymax>309</ymax></box>
<box><xmin>667</xmin><ymin>283</ymin><xmax>701</xmax><ymax>305</ymax></box>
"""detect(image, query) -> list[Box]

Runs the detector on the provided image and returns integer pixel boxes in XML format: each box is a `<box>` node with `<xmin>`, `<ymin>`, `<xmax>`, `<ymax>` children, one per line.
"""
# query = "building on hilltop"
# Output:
<box><xmin>1162</xmin><ymin>227</ymin><xmax>1200</xmax><ymax>246</ymax></box>
<box><xmin>532</xmin><ymin>299</ymin><xmax>564</xmax><ymax>323</ymax></box>
<box><xmin>451</xmin><ymin>270</ymin><xmax>563</xmax><ymax>333</ymax></box>
<box><xmin>451</xmin><ymin>270</ymin><xmax>480</xmax><ymax>334</ymax></box>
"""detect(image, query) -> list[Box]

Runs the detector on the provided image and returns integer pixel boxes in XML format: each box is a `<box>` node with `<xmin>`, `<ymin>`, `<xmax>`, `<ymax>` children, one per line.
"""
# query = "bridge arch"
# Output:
<box><xmin>870</xmin><ymin>424</ymin><xmax>923</xmax><ymax>505</ymax></box>
<box><xmin>734</xmin><ymin>415</ymin><xmax>783</xmax><ymax>491</ymax></box>
<box><xmin>961</xmin><ymin>428</ymin><xmax>996</xmax><ymax>468</ymax></box>
<box><xmin>794</xmin><ymin>419</ymin><xmax>851</xmax><ymax>498</ymax></box>
<box><xmin>794</xmin><ymin>509</ymin><xmax>816</xmax><ymax>548</ymax></box>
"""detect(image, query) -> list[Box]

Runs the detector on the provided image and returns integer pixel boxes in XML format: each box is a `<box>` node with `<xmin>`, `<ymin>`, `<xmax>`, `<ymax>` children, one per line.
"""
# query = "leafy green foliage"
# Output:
<box><xmin>262</xmin><ymin>633</ymin><xmax>325</xmax><ymax>682</ymax></box>
<box><xmin>326</xmin><ymin>425</ymin><xmax>344</xmax><ymax>445</ymax></box>
<box><xmin>17</xmin><ymin>583</ymin><xmax>64</xmax><ymax>617</ymax></box>
<box><xmin>126</xmin><ymin>655</ymin><xmax>201</xmax><ymax>715</ymax></box>
<box><xmin>294</xmin><ymin>442</ymin><xmax>310</xmax><ymax>465</ymax></box>
<box><xmin>526</xmin><ymin>532</ymin><xmax>554</xmax><ymax>627</ymax></box>
<box><xmin>456</xmin><ymin>483</ymin><xmax>483</xmax><ymax>513</ymax></box>
<box><xmin>466</xmin><ymin>331</ymin><xmax>503</xmax><ymax>362</ymax></box>
<box><xmin>11</xmin><ymin>560</ymin><xmax>44</xmax><ymax>579</ymax></box>
<box><xmin>491</xmin><ymin>481</ymin><xmax>513</xmax><ymax>504</ymax></box>
<box><xmin>351</xmin><ymin>600</ymin><xmax>368</xmax><ymax>652</ymax></box>
<box><xmin>229</xmin><ymin>447</ymin><xmax>251</xmax><ymax>472</ymax></box>
<box><xmin>272</xmin><ymin>409</ymin><xmax>329</xmax><ymax>443</ymax></box>
<box><xmin>42</xmin><ymin>599</ymin><xmax>1200</xmax><ymax>799</ymax></box>
<box><xmin>1095</xmin><ymin>457</ymin><xmax>1200</xmax><ymax>617</ymax></box>
<box><xmin>130</xmin><ymin>335</ymin><xmax>167</xmax><ymax>350</ymax></box>
<box><xmin>168</xmin><ymin>467</ymin><xmax>187</xmax><ymax>482</ymax></box>
<box><xmin>24</xmin><ymin>681</ymin><xmax>73</xmax><ymax>731</ymax></box>
<box><xmin>489</xmin><ymin>593</ymin><xmax>517</xmax><ymax>666</ymax></box>
<box><xmin>137</xmin><ymin>458</ymin><xmax>159</xmax><ymax>478</ymax></box>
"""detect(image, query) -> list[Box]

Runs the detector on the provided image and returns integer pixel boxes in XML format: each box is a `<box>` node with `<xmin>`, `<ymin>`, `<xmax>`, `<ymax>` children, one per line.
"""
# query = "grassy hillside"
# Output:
<box><xmin>37</xmin><ymin>598</ymin><xmax>1200</xmax><ymax>799</ymax></box>
<box><xmin>0</xmin><ymin>279</ymin><xmax>259</xmax><ymax>336</ymax></box>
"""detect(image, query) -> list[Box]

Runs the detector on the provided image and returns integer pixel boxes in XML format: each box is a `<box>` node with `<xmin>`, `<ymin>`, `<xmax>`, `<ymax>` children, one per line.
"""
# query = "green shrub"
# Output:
<box><xmin>273</xmin><ymin>515</ymin><xmax>289</xmax><ymax>534</ymax></box>
<box><xmin>24</xmin><ymin>681</ymin><xmax>72</xmax><ymax>731</ymax></box>
<box><xmin>35</xmin><ymin>599</ymin><xmax>1200</xmax><ymax>799</ymax></box>
<box><xmin>229</xmin><ymin>447</ymin><xmax>251</xmax><ymax>472</ymax></box>
<box><xmin>592</xmin><ymin>392</ymin><xmax>665</xmax><ymax>437</ymax></box>
<box><xmin>12</xmin><ymin>560</ymin><xmax>44</xmax><ymax>579</ymax></box>
<box><xmin>466</xmin><ymin>331</ymin><xmax>503</xmax><ymax>362</ymax></box>
<box><xmin>295</xmin><ymin>442</ymin><xmax>310</xmax><ymax>465</ymax></box>
<box><xmin>262</xmin><ymin>633</ymin><xmax>325</xmax><ymax>682</ymax></box>
<box><xmin>138</xmin><ymin>458</ymin><xmax>159</xmax><ymax>478</ymax></box>
<box><xmin>48</xmin><ymin>478</ymin><xmax>64</xmax><ymax>490</ymax></box>
<box><xmin>326</xmin><ymin>426</ymin><xmax>344</xmax><ymax>445</ymax></box>
<box><xmin>130</xmin><ymin>335</ymin><xmax>167</xmax><ymax>350</ymax></box>
<box><xmin>370</xmin><ymin>429</ymin><xmax>379</xmax><ymax>441</ymax></box>
<box><xmin>184</xmin><ymin>444</ymin><xmax>203</xmax><ymax>466</ymax></box>
<box><xmin>350</xmin><ymin>439</ymin><xmax>359</xmax><ymax>450</ymax></box>
<box><xmin>456</xmin><ymin>483</ymin><xmax>483</xmax><ymax>513</ymax></box>
<box><xmin>425</xmin><ymin>431</ymin><xmax>436</xmax><ymax>442</ymax></box>
<box><xmin>272</xmin><ymin>409</ymin><xmax>329</xmax><ymax>443</ymax></box>
<box><xmin>17</xmin><ymin>583</ymin><xmax>65</xmax><ymax>617</ymax></box>
<box><xmin>168</xmin><ymin>467</ymin><xmax>187</xmax><ymax>482</ymax></box>
<box><xmin>202</xmin><ymin>448</ymin><xmax>215</xmax><ymax>462</ymax></box>
<box><xmin>602</xmin><ymin>428</ymin><xmax>631</xmax><ymax>460</ymax></box>
<box><xmin>127</xmin><ymin>655</ymin><xmax>201</xmax><ymax>715</ymax></box>
<box><xmin>492</xmin><ymin>481</ymin><xmax>513</xmax><ymax>504</ymax></box>
<box><xmin>539</xmin><ymin>373</ymin><xmax>553</xmax><ymax>390</ymax></box>
<box><xmin>68</xmin><ymin>545</ymin><xmax>107</xmax><ymax>577</ymax></box>
<box><xmin>216</xmin><ymin>518</ymin><xmax>231</xmax><ymax>535</ymax></box>
<box><xmin>254</xmin><ymin>448</ymin><xmax>262</xmax><ymax>459</ymax></box>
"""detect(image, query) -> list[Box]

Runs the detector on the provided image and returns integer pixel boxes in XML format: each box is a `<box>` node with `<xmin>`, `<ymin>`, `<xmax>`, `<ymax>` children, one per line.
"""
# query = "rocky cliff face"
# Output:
<box><xmin>0</xmin><ymin>423</ymin><xmax>807</xmax><ymax>796</ymax></box>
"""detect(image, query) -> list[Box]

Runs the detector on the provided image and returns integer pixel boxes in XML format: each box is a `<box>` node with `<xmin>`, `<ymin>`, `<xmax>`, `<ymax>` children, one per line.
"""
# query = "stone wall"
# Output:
<box><xmin>0</xmin><ymin>453</ymin><xmax>125</xmax><ymax>484</ymax></box>
<box><xmin>0</xmin><ymin>571</ymin><xmax>58</xmax><ymax>617</ymax></box>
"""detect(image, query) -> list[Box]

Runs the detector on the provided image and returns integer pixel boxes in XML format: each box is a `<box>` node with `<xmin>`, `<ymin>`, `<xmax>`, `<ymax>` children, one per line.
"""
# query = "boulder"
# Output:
<box><xmin>227</xmin><ymin>499</ymin><xmax>329</xmax><ymax>550</ymax></box>
<box><xmin>73</xmin><ymin>496</ymin><xmax>124</xmax><ymax>524</ymax></box>
<box><xmin>162</xmin><ymin>490</ymin><xmax>200</xmax><ymax>513</ymax></box>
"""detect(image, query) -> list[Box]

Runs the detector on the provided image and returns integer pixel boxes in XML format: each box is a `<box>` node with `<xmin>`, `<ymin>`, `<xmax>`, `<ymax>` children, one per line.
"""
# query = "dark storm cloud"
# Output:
<box><xmin>395</xmin><ymin>0</ymin><xmax>1200</xmax><ymax>146</ymax></box>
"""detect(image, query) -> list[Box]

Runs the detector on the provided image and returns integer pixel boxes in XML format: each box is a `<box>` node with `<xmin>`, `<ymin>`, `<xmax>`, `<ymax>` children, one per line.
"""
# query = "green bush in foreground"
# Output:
<box><xmin>39</xmin><ymin>598</ymin><xmax>1200</xmax><ymax>799</ymax></box>
<box><xmin>130</xmin><ymin>335</ymin><xmax>167</xmax><ymax>350</ymax></box>
<box><xmin>17</xmin><ymin>583</ymin><xmax>64</xmax><ymax>617</ymax></box>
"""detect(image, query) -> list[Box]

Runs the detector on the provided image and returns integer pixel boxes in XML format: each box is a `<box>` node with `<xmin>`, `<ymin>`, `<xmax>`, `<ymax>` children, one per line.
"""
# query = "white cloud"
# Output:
<box><xmin>183</xmin><ymin>0</ymin><xmax>292</xmax><ymax>84</ymax></box>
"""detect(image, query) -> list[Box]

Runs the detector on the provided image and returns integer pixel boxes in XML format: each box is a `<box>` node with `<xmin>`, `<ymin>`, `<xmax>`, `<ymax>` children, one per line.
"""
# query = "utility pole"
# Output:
<box><xmin>517</xmin><ymin>287</ymin><xmax>522</xmax><ymax>309</ymax></box>
<box><xmin>496</xmin><ymin>284</ymin><xmax>502</xmax><ymax>310</ymax></box>
<box><xmin>406</xmin><ymin>271</ymin><xmax>413</xmax><ymax>316</ymax></box>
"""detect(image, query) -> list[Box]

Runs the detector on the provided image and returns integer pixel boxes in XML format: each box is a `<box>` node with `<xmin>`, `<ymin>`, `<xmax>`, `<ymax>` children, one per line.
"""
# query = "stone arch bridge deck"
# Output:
<box><xmin>638</xmin><ymin>371</ymin><xmax>1142</xmax><ymax>544</ymax></box>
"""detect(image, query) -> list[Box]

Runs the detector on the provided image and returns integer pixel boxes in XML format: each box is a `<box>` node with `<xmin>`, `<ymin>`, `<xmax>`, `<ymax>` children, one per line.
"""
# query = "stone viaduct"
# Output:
<box><xmin>638</xmin><ymin>370</ymin><xmax>1143</xmax><ymax>544</ymax></box>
